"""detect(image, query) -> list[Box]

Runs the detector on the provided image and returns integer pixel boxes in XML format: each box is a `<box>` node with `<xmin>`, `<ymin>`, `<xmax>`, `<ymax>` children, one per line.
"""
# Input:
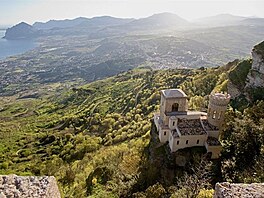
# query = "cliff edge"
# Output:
<box><xmin>246</xmin><ymin>41</ymin><xmax>264</xmax><ymax>88</ymax></box>
<box><xmin>228</xmin><ymin>41</ymin><xmax>264</xmax><ymax>102</ymax></box>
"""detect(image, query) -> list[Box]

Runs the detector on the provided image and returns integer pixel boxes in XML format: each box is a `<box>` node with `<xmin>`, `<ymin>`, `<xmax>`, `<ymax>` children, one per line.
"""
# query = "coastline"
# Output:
<box><xmin>0</xmin><ymin>30</ymin><xmax>38</xmax><ymax>60</ymax></box>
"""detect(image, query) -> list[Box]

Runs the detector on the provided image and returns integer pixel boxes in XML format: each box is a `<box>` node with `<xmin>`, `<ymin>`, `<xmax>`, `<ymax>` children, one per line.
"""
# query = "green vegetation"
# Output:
<box><xmin>0</xmin><ymin>63</ymin><xmax>263</xmax><ymax>197</ymax></box>
<box><xmin>229</xmin><ymin>59</ymin><xmax>252</xmax><ymax>89</ymax></box>
<box><xmin>2</xmin><ymin>25</ymin><xmax>264</xmax><ymax>97</ymax></box>
<box><xmin>254</xmin><ymin>41</ymin><xmax>264</xmax><ymax>54</ymax></box>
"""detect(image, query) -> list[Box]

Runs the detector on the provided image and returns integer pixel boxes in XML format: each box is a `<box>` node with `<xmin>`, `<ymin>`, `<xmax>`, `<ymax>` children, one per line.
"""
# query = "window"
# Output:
<box><xmin>218</xmin><ymin>111</ymin><xmax>222</xmax><ymax>120</ymax></box>
<box><xmin>186</xmin><ymin>140</ymin><xmax>189</xmax><ymax>144</ymax></box>
<box><xmin>212</xmin><ymin>110</ymin><xmax>217</xmax><ymax>119</ymax></box>
<box><xmin>177</xmin><ymin>140</ymin><xmax>179</xmax><ymax>145</ymax></box>
<box><xmin>164</xmin><ymin>131</ymin><xmax>166</xmax><ymax>136</ymax></box>
<box><xmin>208</xmin><ymin>108</ymin><xmax>211</xmax><ymax>116</ymax></box>
<box><xmin>172</xmin><ymin>121</ymin><xmax>175</xmax><ymax>126</ymax></box>
<box><xmin>172</xmin><ymin>103</ymin><xmax>179</xmax><ymax>112</ymax></box>
<box><xmin>197</xmin><ymin>140</ymin><xmax>199</xmax><ymax>144</ymax></box>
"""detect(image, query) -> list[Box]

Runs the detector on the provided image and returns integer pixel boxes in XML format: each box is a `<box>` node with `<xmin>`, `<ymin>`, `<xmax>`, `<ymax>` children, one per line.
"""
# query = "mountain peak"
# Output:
<box><xmin>4</xmin><ymin>22</ymin><xmax>38</xmax><ymax>39</ymax></box>
<box><xmin>16</xmin><ymin>22</ymin><xmax>32</xmax><ymax>28</ymax></box>
<box><xmin>127</xmin><ymin>12</ymin><xmax>189</xmax><ymax>29</ymax></box>
<box><xmin>148</xmin><ymin>12</ymin><xmax>187</xmax><ymax>21</ymax></box>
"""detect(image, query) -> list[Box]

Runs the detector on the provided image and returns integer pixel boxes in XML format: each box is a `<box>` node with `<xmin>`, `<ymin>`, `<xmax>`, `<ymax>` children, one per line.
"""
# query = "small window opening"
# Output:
<box><xmin>208</xmin><ymin>108</ymin><xmax>211</xmax><ymax>117</ymax></box>
<box><xmin>164</xmin><ymin>131</ymin><xmax>166</xmax><ymax>136</ymax></box>
<box><xmin>218</xmin><ymin>111</ymin><xmax>222</xmax><ymax>120</ymax></box>
<box><xmin>172</xmin><ymin>121</ymin><xmax>175</xmax><ymax>126</ymax></box>
<box><xmin>186</xmin><ymin>140</ymin><xmax>189</xmax><ymax>144</ymax></box>
<box><xmin>212</xmin><ymin>111</ymin><xmax>217</xmax><ymax>119</ymax></box>
<box><xmin>172</xmin><ymin>103</ymin><xmax>179</xmax><ymax>112</ymax></box>
<box><xmin>177</xmin><ymin>140</ymin><xmax>179</xmax><ymax>145</ymax></box>
<box><xmin>197</xmin><ymin>140</ymin><xmax>200</xmax><ymax>144</ymax></box>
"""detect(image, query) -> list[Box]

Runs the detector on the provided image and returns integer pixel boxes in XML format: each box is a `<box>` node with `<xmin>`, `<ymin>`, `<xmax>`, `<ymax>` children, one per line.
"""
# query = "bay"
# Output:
<box><xmin>0</xmin><ymin>30</ymin><xmax>37</xmax><ymax>60</ymax></box>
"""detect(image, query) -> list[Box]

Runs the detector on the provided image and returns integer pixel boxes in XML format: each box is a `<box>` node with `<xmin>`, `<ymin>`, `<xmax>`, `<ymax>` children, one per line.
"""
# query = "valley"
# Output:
<box><xmin>1</xmin><ymin>13</ymin><xmax>264</xmax><ymax>97</ymax></box>
<box><xmin>0</xmin><ymin>50</ymin><xmax>263</xmax><ymax>196</ymax></box>
<box><xmin>0</xmin><ymin>12</ymin><xmax>263</xmax><ymax>197</ymax></box>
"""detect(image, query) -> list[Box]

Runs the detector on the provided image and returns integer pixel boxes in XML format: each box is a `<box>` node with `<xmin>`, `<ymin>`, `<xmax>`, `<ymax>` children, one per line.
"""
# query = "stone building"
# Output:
<box><xmin>154</xmin><ymin>89</ymin><xmax>230</xmax><ymax>159</ymax></box>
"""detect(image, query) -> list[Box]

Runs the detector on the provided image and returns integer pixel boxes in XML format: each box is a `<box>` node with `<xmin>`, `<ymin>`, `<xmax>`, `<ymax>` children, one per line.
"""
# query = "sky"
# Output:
<box><xmin>0</xmin><ymin>0</ymin><xmax>264</xmax><ymax>26</ymax></box>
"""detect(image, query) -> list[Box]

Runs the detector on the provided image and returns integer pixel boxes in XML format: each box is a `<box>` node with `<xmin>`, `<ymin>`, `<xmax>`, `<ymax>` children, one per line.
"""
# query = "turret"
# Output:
<box><xmin>160</xmin><ymin>89</ymin><xmax>188</xmax><ymax>126</ymax></box>
<box><xmin>207</xmin><ymin>92</ymin><xmax>230</xmax><ymax>127</ymax></box>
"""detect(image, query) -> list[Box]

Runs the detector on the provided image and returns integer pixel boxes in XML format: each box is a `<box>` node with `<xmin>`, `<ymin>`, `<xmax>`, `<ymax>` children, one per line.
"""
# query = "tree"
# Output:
<box><xmin>174</xmin><ymin>158</ymin><xmax>213</xmax><ymax>198</ymax></box>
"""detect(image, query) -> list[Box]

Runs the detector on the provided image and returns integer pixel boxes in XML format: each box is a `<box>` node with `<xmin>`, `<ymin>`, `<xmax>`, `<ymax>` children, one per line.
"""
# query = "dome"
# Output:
<box><xmin>161</xmin><ymin>89</ymin><xmax>187</xmax><ymax>98</ymax></box>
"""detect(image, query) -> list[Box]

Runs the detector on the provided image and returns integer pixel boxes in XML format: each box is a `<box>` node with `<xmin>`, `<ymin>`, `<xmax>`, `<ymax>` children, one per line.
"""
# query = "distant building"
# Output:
<box><xmin>154</xmin><ymin>89</ymin><xmax>230</xmax><ymax>159</ymax></box>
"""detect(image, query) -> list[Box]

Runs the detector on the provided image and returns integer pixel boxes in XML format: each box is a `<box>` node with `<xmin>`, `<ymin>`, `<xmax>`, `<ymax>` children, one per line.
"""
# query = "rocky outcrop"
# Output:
<box><xmin>227</xmin><ymin>41</ymin><xmax>264</xmax><ymax>100</ymax></box>
<box><xmin>214</xmin><ymin>182</ymin><xmax>264</xmax><ymax>198</ymax></box>
<box><xmin>246</xmin><ymin>41</ymin><xmax>264</xmax><ymax>88</ymax></box>
<box><xmin>227</xmin><ymin>81</ymin><xmax>241</xmax><ymax>99</ymax></box>
<box><xmin>0</xmin><ymin>175</ymin><xmax>61</xmax><ymax>198</ymax></box>
<box><xmin>4</xmin><ymin>22</ymin><xmax>41</xmax><ymax>40</ymax></box>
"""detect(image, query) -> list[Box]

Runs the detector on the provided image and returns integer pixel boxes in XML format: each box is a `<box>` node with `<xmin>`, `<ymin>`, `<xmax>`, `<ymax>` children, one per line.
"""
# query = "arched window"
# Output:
<box><xmin>218</xmin><ymin>111</ymin><xmax>222</xmax><ymax>120</ymax></box>
<box><xmin>212</xmin><ymin>110</ymin><xmax>217</xmax><ymax>119</ymax></box>
<box><xmin>172</xmin><ymin>103</ymin><xmax>179</xmax><ymax>112</ymax></box>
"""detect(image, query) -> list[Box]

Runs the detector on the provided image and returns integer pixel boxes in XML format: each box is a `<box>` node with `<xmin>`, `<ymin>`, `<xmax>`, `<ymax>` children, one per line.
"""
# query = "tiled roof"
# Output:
<box><xmin>202</xmin><ymin>119</ymin><xmax>219</xmax><ymax>131</ymax></box>
<box><xmin>177</xmin><ymin>118</ymin><xmax>207</xmax><ymax>136</ymax></box>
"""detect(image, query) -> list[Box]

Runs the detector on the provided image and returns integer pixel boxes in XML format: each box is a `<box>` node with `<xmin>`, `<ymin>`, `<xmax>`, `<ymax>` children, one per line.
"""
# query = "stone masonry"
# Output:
<box><xmin>0</xmin><ymin>175</ymin><xmax>61</xmax><ymax>198</ymax></box>
<box><xmin>214</xmin><ymin>182</ymin><xmax>264</xmax><ymax>198</ymax></box>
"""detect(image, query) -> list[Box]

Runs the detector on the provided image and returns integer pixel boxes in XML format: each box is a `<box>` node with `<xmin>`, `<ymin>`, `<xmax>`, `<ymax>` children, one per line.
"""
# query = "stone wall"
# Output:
<box><xmin>214</xmin><ymin>182</ymin><xmax>264</xmax><ymax>198</ymax></box>
<box><xmin>0</xmin><ymin>175</ymin><xmax>61</xmax><ymax>198</ymax></box>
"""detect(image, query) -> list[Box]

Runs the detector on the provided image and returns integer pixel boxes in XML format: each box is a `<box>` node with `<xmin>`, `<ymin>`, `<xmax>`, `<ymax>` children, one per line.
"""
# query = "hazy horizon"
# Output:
<box><xmin>1</xmin><ymin>0</ymin><xmax>264</xmax><ymax>26</ymax></box>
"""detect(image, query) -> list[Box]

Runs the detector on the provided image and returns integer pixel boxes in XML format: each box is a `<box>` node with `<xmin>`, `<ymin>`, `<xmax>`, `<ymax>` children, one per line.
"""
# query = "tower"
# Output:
<box><xmin>157</xmin><ymin>89</ymin><xmax>188</xmax><ymax>143</ymax></box>
<box><xmin>207</xmin><ymin>92</ymin><xmax>230</xmax><ymax>127</ymax></box>
<box><xmin>160</xmin><ymin>89</ymin><xmax>188</xmax><ymax>126</ymax></box>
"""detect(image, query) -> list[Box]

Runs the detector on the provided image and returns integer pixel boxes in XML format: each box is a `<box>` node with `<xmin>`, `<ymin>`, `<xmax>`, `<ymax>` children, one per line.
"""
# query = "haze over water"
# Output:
<box><xmin>0</xmin><ymin>30</ymin><xmax>37</xmax><ymax>60</ymax></box>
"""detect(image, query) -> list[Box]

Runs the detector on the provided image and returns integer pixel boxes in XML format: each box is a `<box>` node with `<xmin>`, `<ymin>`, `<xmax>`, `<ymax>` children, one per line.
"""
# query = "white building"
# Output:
<box><xmin>154</xmin><ymin>89</ymin><xmax>230</xmax><ymax>159</ymax></box>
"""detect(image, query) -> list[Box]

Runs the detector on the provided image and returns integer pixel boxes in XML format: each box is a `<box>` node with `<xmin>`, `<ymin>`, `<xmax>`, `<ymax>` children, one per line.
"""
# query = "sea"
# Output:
<box><xmin>0</xmin><ymin>30</ymin><xmax>37</xmax><ymax>60</ymax></box>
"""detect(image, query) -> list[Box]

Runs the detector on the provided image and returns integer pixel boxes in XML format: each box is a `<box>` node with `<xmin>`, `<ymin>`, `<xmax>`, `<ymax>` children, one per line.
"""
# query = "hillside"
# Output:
<box><xmin>228</xmin><ymin>41</ymin><xmax>264</xmax><ymax>110</ymax></box>
<box><xmin>1</xmin><ymin>44</ymin><xmax>263</xmax><ymax>198</ymax></box>
<box><xmin>4</xmin><ymin>22</ymin><xmax>40</xmax><ymax>40</ymax></box>
<box><xmin>1</xmin><ymin>13</ymin><xmax>263</xmax><ymax>99</ymax></box>
<box><xmin>1</xmin><ymin>26</ymin><xmax>264</xmax><ymax>97</ymax></box>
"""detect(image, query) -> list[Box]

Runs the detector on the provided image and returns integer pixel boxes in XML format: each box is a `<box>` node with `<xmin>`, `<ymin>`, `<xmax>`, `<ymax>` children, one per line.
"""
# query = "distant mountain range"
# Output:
<box><xmin>193</xmin><ymin>14</ymin><xmax>246</xmax><ymax>26</ymax></box>
<box><xmin>33</xmin><ymin>16</ymin><xmax>134</xmax><ymax>30</ymax></box>
<box><xmin>4</xmin><ymin>22</ymin><xmax>41</xmax><ymax>39</ymax></box>
<box><xmin>4</xmin><ymin>13</ymin><xmax>264</xmax><ymax>40</ymax></box>
<box><xmin>193</xmin><ymin>14</ymin><xmax>264</xmax><ymax>27</ymax></box>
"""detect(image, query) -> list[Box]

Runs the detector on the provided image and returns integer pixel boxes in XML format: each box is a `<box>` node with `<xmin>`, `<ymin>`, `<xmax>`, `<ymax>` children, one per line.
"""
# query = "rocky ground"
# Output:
<box><xmin>214</xmin><ymin>182</ymin><xmax>264</xmax><ymax>198</ymax></box>
<box><xmin>0</xmin><ymin>175</ymin><xmax>60</xmax><ymax>198</ymax></box>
